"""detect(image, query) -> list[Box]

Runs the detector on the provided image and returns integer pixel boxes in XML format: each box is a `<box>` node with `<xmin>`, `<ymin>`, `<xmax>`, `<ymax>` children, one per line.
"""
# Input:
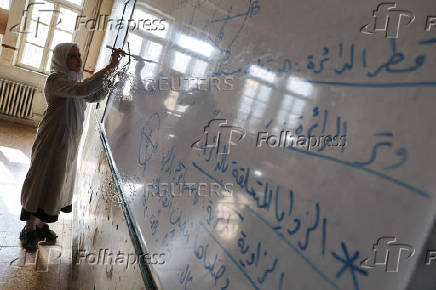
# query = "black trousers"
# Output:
<box><xmin>19</xmin><ymin>204</ymin><xmax>72</xmax><ymax>223</ymax></box>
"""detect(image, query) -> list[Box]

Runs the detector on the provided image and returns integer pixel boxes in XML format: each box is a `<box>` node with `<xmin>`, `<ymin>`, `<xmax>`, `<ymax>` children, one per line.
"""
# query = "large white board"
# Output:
<box><xmin>94</xmin><ymin>0</ymin><xmax>436</xmax><ymax>289</ymax></box>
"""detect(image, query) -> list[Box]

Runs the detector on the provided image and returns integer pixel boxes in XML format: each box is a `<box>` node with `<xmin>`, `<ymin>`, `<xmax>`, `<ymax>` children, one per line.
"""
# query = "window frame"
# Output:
<box><xmin>15</xmin><ymin>0</ymin><xmax>83</xmax><ymax>74</ymax></box>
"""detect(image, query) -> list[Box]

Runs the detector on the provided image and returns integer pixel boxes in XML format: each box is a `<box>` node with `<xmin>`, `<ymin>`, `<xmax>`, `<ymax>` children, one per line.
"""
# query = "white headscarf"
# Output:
<box><xmin>50</xmin><ymin>43</ymin><xmax>83</xmax><ymax>82</ymax></box>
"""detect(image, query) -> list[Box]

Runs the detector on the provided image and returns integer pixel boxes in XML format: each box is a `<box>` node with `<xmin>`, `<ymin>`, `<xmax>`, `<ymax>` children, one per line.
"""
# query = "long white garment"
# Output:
<box><xmin>20</xmin><ymin>43</ymin><xmax>108</xmax><ymax>220</ymax></box>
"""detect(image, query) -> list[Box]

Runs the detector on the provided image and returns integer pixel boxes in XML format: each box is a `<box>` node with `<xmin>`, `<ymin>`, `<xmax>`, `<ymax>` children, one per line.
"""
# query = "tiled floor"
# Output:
<box><xmin>0</xmin><ymin>119</ymin><xmax>72</xmax><ymax>290</ymax></box>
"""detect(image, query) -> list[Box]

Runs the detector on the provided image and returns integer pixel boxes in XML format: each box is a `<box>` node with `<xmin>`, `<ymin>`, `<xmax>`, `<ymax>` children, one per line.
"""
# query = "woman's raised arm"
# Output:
<box><xmin>45</xmin><ymin>48</ymin><xmax>125</xmax><ymax>100</ymax></box>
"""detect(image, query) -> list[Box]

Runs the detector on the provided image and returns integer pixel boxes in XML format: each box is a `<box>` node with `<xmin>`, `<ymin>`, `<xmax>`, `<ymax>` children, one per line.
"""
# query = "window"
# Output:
<box><xmin>16</xmin><ymin>0</ymin><xmax>82</xmax><ymax>73</ymax></box>
<box><xmin>0</xmin><ymin>0</ymin><xmax>9</xmax><ymax>10</ymax></box>
<box><xmin>235</xmin><ymin>78</ymin><xmax>272</xmax><ymax>133</ymax></box>
<box><xmin>120</xmin><ymin>23</ymin><xmax>165</xmax><ymax>98</ymax></box>
<box><xmin>274</xmin><ymin>94</ymin><xmax>308</xmax><ymax>130</ymax></box>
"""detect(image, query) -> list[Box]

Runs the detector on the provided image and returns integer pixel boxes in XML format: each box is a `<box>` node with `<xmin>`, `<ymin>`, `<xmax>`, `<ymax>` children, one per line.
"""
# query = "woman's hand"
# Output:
<box><xmin>108</xmin><ymin>48</ymin><xmax>126</xmax><ymax>69</ymax></box>
<box><xmin>102</xmin><ymin>48</ymin><xmax>126</xmax><ymax>75</ymax></box>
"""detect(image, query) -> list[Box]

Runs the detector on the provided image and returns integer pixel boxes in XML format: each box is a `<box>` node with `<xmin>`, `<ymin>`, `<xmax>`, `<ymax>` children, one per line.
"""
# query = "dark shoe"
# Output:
<box><xmin>19</xmin><ymin>226</ymin><xmax>41</xmax><ymax>252</ymax></box>
<box><xmin>36</xmin><ymin>224</ymin><xmax>58</xmax><ymax>242</ymax></box>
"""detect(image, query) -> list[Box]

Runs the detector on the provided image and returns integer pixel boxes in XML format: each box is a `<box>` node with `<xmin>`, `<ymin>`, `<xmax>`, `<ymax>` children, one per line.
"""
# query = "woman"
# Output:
<box><xmin>19</xmin><ymin>42</ymin><xmax>125</xmax><ymax>252</ymax></box>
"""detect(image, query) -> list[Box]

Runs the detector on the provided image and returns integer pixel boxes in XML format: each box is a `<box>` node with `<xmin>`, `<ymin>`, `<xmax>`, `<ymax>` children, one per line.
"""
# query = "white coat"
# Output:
<box><xmin>20</xmin><ymin>43</ymin><xmax>108</xmax><ymax>223</ymax></box>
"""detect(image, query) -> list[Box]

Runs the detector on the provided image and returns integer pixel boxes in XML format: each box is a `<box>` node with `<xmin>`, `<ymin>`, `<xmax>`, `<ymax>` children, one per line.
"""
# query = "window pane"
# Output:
<box><xmin>51</xmin><ymin>30</ymin><xmax>73</xmax><ymax>49</ymax></box>
<box><xmin>64</xmin><ymin>0</ymin><xmax>83</xmax><ymax>6</ymax></box>
<box><xmin>57</xmin><ymin>8</ymin><xmax>77</xmax><ymax>32</ymax></box>
<box><xmin>45</xmin><ymin>50</ymin><xmax>53</xmax><ymax>72</ymax></box>
<box><xmin>21</xmin><ymin>43</ymin><xmax>43</xmax><ymax>68</ymax></box>
<box><xmin>257</xmin><ymin>85</ymin><xmax>272</xmax><ymax>103</ymax></box>
<box><xmin>146</xmin><ymin>41</ymin><xmax>163</xmax><ymax>62</ymax></box>
<box><xmin>177</xmin><ymin>34</ymin><xmax>215</xmax><ymax>58</ymax></box>
<box><xmin>239</xmin><ymin>96</ymin><xmax>254</xmax><ymax>114</ymax></box>
<box><xmin>172</xmin><ymin>51</ymin><xmax>190</xmax><ymax>73</ymax></box>
<box><xmin>126</xmin><ymin>32</ymin><xmax>143</xmax><ymax>56</ymax></box>
<box><xmin>0</xmin><ymin>0</ymin><xmax>9</xmax><ymax>9</ymax></box>
<box><xmin>249</xmin><ymin>64</ymin><xmax>276</xmax><ymax>83</ymax></box>
<box><xmin>31</xmin><ymin>0</ymin><xmax>54</xmax><ymax>25</ymax></box>
<box><xmin>252</xmin><ymin>102</ymin><xmax>267</xmax><ymax>118</ymax></box>
<box><xmin>243</xmin><ymin>79</ymin><xmax>260</xmax><ymax>98</ymax></box>
<box><xmin>140</xmin><ymin>63</ymin><xmax>158</xmax><ymax>79</ymax></box>
<box><xmin>192</xmin><ymin>59</ymin><xmax>208</xmax><ymax>77</ymax></box>
<box><xmin>292</xmin><ymin>98</ymin><xmax>307</xmax><ymax>115</ymax></box>
<box><xmin>26</xmin><ymin>21</ymin><xmax>49</xmax><ymax>46</ymax></box>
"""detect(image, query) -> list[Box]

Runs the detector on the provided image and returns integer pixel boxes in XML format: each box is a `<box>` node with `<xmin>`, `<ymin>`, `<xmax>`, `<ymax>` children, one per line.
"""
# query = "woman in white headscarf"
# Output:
<box><xmin>19</xmin><ymin>42</ymin><xmax>125</xmax><ymax>251</ymax></box>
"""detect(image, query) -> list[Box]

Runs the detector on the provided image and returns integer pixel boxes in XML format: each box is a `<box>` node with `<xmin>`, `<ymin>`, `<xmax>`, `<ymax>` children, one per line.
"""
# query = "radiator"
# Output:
<box><xmin>0</xmin><ymin>79</ymin><xmax>36</xmax><ymax>119</ymax></box>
